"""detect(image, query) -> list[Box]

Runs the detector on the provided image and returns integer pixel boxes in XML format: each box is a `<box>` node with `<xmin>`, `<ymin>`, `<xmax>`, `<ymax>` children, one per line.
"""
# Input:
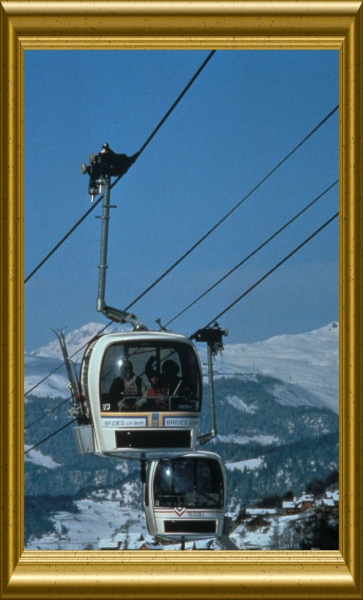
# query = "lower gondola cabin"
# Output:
<box><xmin>143</xmin><ymin>452</ymin><xmax>228</xmax><ymax>541</ymax></box>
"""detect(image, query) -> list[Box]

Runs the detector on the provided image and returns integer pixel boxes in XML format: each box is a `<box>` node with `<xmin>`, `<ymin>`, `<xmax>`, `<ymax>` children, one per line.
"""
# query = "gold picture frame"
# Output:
<box><xmin>1</xmin><ymin>1</ymin><xmax>362</xmax><ymax>598</ymax></box>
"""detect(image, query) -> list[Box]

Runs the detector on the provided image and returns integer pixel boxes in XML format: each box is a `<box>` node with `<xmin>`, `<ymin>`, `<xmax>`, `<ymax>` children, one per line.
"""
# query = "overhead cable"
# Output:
<box><xmin>24</xmin><ymin>178</ymin><xmax>338</xmax><ymax>398</ymax></box>
<box><xmin>25</xmin><ymin>207</ymin><xmax>338</xmax><ymax>400</ymax></box>
<box><xmin>166</xmin><ymin>180</ymin><xmax>338</xmax><ymax>327</ymax></box>
<box><xmin>24</xmin><ymin>418</ymin><xmax>78</xmax><ymax>455</ymax></box>
<box><xmin>24</xmin><ymin>396</ymin><xmax>72</xmax><ymax>430</ymax></box>
<box><xmin>25</xmin><ymin>212</ymin><xmax>338</xmax><ymax>452</ymax></box>
<box><xmin>136</xmin><ymin>51</ymin><xmax>216</xmax><ymax>156</ymax></box>
<box><xmin>24</xmin><ymin>328</ymin><xmax>110</xmax><ymax>398</ymax></box>
<box><xmin>24</xmin><ymin>51</ymin><xmax>216</xmax><ymax>284</ymax></box>
<box><xmin>121</xmin><ymin>106</ymin><xmax>339</xmax><ymax>312</ymax></box>
<box><xmin>25</xmin><ymin>365</ymin><xmax>70</xmax><ymax>399</ymax></box>
<box><xmin>24</xmin><ymin>320</ymin><xmax>123</xmax><ymax>398</ymax></box>
<box><xmin>202</xmin><ymin>212</ymin><xmax>339</xmax><ymax>330</ymax></box>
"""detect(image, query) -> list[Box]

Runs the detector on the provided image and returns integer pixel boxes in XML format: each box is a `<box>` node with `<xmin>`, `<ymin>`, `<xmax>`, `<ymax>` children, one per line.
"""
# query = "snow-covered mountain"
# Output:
<box><xmin>25</xmin><ymin>322</ymin><xmax>126</xmax><ymax>399</ymax></box>
<box><xmin>30</xmin><ymin>322</ymin><xmax>115</xmax><ymax>359</ymax></box>
<box><xmin>25</xmin><ymin>321</ymin><xmax>338</xmax><ymax>412</ymax></box>
<box><xmin>24</xmin><ymin>322</ymin><xmax>339</xmax><ymax>550</ymax></box>
<box><xmin>199</xmin><ymin>322</ymin><xmax>338</xmax><ymax>413</ymax></box>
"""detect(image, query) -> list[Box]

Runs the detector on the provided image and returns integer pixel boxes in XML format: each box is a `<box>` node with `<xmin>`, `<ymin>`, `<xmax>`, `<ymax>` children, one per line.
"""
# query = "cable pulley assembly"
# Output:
<box><xmin>81</xmin><ymin>143</ymin><xmax>138</xmax><ymax>202</ymax></box>
<box><xmin>190</xmin><ymin>322</ymin><xmax>228</xmax><ymax>357</ymax></box>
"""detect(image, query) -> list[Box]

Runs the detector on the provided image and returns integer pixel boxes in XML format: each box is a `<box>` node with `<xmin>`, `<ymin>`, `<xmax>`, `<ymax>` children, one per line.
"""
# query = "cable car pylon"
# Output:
<box><xmin>83</xmin><ymin>143</ymin><xmax>145</xmax><ymax>328</ymax></box>
<box><xmin>190</xmin><ymin>323</ymin><xmax>228</xmax><ymax>445</ymax></box>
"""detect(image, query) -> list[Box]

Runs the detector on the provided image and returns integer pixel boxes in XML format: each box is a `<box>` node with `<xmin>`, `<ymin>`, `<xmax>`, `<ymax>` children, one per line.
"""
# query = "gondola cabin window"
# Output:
<box><xmin>153</xmin><ymin>457</ymin><xmax>224</xmax><ymax>509</ymax></box>
<box><xmin>143</xmin><ymin>453</ymin><xmax>228</xmax><ymax>540</ymax></box>
<box><xmin>99</xmin><ymin>340</ymin><xmax>201</xmax><ymax>414</ymax></box>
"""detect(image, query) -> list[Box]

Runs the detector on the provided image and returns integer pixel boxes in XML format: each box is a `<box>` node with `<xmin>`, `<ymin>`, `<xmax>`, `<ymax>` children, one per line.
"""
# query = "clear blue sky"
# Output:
<box><xmin>24</xmin><ymin>50</ymin><xmax>338</xmax><ymax>351</ymax></box>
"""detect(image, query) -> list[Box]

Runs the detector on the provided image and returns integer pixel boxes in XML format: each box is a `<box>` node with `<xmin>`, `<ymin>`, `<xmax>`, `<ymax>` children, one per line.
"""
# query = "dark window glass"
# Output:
<box><xmin>154</xmin><ymin>458</ymin><xmax>224</xmax><ymax>508</ymax></box>
<box><xmin>99</xmin><ymin>341</ymin><xmax>201</xmax><ymax>413</ymax></box>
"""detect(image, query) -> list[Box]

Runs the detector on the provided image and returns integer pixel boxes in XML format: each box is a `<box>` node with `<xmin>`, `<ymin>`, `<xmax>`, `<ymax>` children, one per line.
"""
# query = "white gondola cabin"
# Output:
<box><xmin>143</xmin><ymin>451</ymin><xmax>228</xmax><ymax>541</ymax></box>
<box><xmin>73</xmin><ymin>330</ymin><xmax>202</xmax><ymax>459</ymax></box>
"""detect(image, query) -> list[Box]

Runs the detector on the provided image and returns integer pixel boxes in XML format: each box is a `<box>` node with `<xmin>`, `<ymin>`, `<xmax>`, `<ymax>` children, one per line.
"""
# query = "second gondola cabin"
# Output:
<box><xmin>143</xmin><ymin>451</ymin><xmax>228</xmax><ymax>541</ymax></box>
<box><xmin>73</xmin><ymin>330</ymin><xmax>202</xmax><ymax>460</ymax></box>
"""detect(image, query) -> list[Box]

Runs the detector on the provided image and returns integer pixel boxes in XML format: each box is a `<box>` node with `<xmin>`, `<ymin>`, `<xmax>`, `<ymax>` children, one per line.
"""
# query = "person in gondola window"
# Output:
<box><xmin>145</xmin><ymin>356</ymin><xmax>169</xmax><ymax>409</ymax></box>
<box><xmin>161</xmin><ymin>358</ymin><xmax>195</xmax><ymax>402</ymax></box>
<box><xmin>161</xmin><ymin>360</ymin><xmax>182</xmax><ymax>395</ymax></box>
<box><xmin>109</xmin><ymin>359</ymin><xmax>146</xmax><ymax>411</ymax></box>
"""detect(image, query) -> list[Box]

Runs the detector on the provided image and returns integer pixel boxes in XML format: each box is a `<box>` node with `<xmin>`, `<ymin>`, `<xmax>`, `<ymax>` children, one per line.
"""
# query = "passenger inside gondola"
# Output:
<box><xmin>101</xmin><ymin>341</ymin><xmax>201</xmax><ymax>413</ymax></box>
<box><xmin>145</xmin><ymin>356</ymin><xmax>168</xmax><ymax>409</ymax></box>
<box><xmin>109</xmin><ymin>359</ymin><xmax>147</xmax><ymax>411</ymax></box>
<box><xmin>144</xmin><ymin>355</ymin><xmax>197</xmax><ymax>410</ymax></box>
<box><xmin>161</xmin><ymin>360</ymin><xmax>181</xmax><ymax>395</ymax></box>
<box><xmin>161</xmin><ymin>359</ymin><xmax>196</xmax><ymax>407</ymax></box>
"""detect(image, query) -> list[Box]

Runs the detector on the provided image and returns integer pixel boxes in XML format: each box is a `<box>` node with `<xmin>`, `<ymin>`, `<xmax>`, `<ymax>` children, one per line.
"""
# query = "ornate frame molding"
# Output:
<box><xmin>0</xmin><ymin>2</ymin><xmax>362</xmax><ymax>598</ymax></box>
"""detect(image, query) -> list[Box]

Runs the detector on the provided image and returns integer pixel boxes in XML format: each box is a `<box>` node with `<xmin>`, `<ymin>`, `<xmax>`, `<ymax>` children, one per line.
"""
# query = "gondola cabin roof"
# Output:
<box><xmin>86</xmin><ymin>328</ymin><xmax>197</xmax><ymax>344</ymax></box>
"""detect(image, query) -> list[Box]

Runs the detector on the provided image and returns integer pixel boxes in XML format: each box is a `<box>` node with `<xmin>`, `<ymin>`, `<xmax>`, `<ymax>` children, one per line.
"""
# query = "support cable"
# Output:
<box><xmin>24</xmin><ymin>51</ymin><xmax>216</xmax><ymax>284</ymax></box>
<box><xmin>25</xmin><ymin>367</ymin><xmax>71</xmax><ymax>399</ymax></box>
<box><xmin>136</xmin><ymin>50</ymin><xmax>216</xmax><ymax>156</ymax></box>
<box><xmin>201</xmin><ymin>212</ymin><xmax>339</xmax><ymax>330</ymax></box>
<box><xmin>24</xmin><ymin>418</ymin><xmax>78</xmax><ymax>455</ymax></box>
<box><xmin>165</xmin><ymin>180</ymin><xmax>338</xmax><ymax>327</ymax></box>
<box><xmin>24</xmin><ymin>327</ymin><xmax>110</xmax><ymax>398</ymax></box>
<box><xmin>24</xmin><ymin>396</ymin><xmax>72</xmax><ymax>430</ymax></box>
<box><xmin>121</xmin><ymin>106</ymin><xmax>339</xmax><ymax>311</ymax></box>
<box><xmin>24</xmin><ymin>179</ymin><xmax>338</xmax><ymax>398</ymax></box>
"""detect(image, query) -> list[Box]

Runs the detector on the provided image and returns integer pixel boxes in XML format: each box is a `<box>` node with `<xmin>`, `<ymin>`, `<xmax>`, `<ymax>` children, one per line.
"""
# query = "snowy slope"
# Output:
<box><xmin>24</xmin><ymin>353</ymin><xmax>69</xmax><ymax>399</ymax></box>
<box><xmin>200</xmin><ymin>322</ymin><xmax>338</xmax><ymax>412</ymax></box>
<box><xmin>24</xmin><ymin>323</ymin><xmax>125</xmax><ymax>399</ymax></box>
<box><xmin>26</xmin><ymin>493</ymin><xmax>149</xmax><ymax>551</ymax></box>
<box><xmin>31</xmin><ymin>322</ymin><xmax>111</xmax><ymax>359</ymax></box>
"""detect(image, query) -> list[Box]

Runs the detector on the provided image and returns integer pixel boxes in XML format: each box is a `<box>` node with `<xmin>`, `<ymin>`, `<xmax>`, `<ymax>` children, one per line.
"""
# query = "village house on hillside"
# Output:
<box><xmin>282</xmin><ymin>490</ymin><xmax>339</xmax><ymax>515</ymax></box>
<box><xmin>282</xmin><ymin>493</ymin><xmax>316</xmax><ymax>515</ymax></box>
<box><xmin>282</xmin><ymin>500</ymin><xmax>298</xmax><ymax>515</ymax></box>
<box><xmin>245</xmin><ymin>514</ymin><xmax>271</xmax><ymax>531</ymax></box>
<box><xmin>321</xmin><ymin>490</ymin><xmax>339</xmax><ymax>513</ymax></box>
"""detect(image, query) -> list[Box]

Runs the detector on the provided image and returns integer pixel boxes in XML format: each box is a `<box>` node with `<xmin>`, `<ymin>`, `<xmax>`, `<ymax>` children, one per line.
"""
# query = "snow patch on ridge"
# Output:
<box><xmin>24</xmin><ymin>445</ymin><xmax>61</xmax><ymax>469</ymax></box>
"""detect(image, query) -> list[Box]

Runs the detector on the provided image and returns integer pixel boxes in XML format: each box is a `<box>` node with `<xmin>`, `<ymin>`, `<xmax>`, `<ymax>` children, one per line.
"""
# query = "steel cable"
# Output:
<box><xmin>24</xmin><ymin>418</ymin><xmax>78</xmax><ymax>455</ymax></box>
<box><xmin>165</xmin><ymin>180</ymin><xmax>338</xmax><ymax>327</ymax></box>
<box><xmin>24</xmin><ymin>51</ymin><xmax>216</xmax><ymax>284</ymax></box>
<box><xmin>121</xmin><ymin>106</ymin><xmax>339</xmax><ymax>311</ymax></box>
<box><xmin>24</xmin><ymin>396</ymin><xmax>72</xmax><ymax>430</ymax></box>
<box><xmin>202</xmin><ymin>212</ymin><xmax>339</xmax><ymax>330</ymax></box>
